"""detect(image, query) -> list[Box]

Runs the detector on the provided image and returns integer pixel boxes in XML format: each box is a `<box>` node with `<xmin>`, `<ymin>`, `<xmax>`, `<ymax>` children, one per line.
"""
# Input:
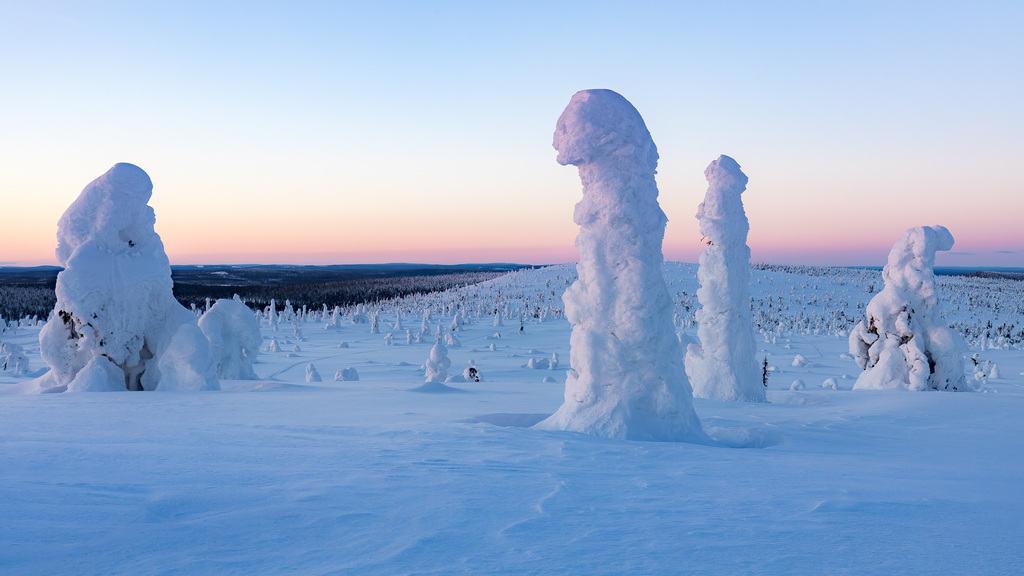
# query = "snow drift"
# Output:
<box><xmin>685</xmin><ymin>155</ymin><xmax>765</xmax><ymax>402</ymax></box>
<box><xmin>849</xmin><ymin>225</ymin><xmax>967</xmax><ymax>391</ymax></box>
<box><xmin>535</xmin><ymin>89</ymin><xmax>704</xmax><ymax>441</ymax></box>
<box><xmin>35</xmin><ymin>163</ymin><xmax>218</xmax><ymax>392</ymax></box>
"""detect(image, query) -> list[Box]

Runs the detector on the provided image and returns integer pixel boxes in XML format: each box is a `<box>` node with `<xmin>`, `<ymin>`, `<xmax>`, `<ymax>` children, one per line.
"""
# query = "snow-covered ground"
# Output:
<box><xmin>2</xmin><ymin>264</ymin><xmax>1023</xmax><ymax>575</ymax></box>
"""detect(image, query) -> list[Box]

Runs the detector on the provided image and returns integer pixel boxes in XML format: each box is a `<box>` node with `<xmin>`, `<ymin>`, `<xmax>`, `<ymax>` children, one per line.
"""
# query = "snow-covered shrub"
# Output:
<box><xmin>35</xmin><ymin>163</ymin><xmax>218</xmax><ymax>392</ymax></box>
<box><xmin>199</xmin><ymin>299</ymin><xmax>260</xmax><ymax>380</ymax></box>
<box><xmin>424</xmin><ymin>338</ymin><xmax>451</xmax><ymax>384</ymax></box>
<box><xmin>266</xmin><ymin>337</ymin><xmax>281</xmax><ymax>353</ymax></box>
<box><xmin>534</xmin><ymin>89</ymin><xmax>703</xmax><ymax>441</ymax></box>
<box><xmin>849</xmin><ymin>226</ymin><xmax>967</xmax><ymax>391</ymax></box>
<box><xmin>305</xmin><ymin>363</ymin><xmax>322</xmax><ymax>383</ymax></box>
<box><xmin>685</xmin><ymin>156</ymin><xmax>764</xmax><ymax>402</ymax></box>
<box><xmin>0</xmin><ymin>342</ymin><xmax>28</xmax><ymax>375</ymax></box>
<box><xmin>463</xmin><ymin>363</ymin><xmax>481</xmax><ymax>382</ymax></box>
<box><xmin>334</xmin><ymin>367</ymin><xmax>359</xmax><ymax>381</ymax></box>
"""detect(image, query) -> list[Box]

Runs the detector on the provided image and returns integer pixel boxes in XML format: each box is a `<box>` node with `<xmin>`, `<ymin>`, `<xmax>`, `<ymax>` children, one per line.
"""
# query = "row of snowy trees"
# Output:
<box><xmin>535</xmin><ymin>89</ymin><xmax>969</xmax><ymax>442</ymax></box>
<box><xmin>26</xmin><ymin>92</ymin><xmax>974</xmax><ymax>446</ymax></box>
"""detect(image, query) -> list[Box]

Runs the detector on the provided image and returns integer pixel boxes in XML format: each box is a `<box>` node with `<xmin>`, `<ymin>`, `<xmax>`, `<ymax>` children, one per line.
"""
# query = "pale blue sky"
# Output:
<box><xmin>1</xmin><ymin>1</ymin><xmax>1021</xmax><ymax>265</ymax></box>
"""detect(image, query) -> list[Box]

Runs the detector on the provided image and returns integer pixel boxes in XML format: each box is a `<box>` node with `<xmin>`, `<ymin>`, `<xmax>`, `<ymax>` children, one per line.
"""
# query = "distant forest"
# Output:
<box><xmin>0</xmin><ymin>264</ymin><xmax>530</xmax><ymax>319</ymax></box>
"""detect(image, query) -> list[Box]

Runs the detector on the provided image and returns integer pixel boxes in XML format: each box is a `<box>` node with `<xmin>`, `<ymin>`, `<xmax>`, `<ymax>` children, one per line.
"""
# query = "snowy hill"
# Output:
<box><xmin>1</xmin><ymin>264</ymin><xmax>1022</xmax><ymax>574</ymax></box>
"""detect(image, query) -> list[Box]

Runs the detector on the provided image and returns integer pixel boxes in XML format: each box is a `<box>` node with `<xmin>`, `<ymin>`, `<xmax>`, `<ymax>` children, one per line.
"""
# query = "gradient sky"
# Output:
<box><xmin>1</xmin><ymin>1</ymin><xmax>1021</xmax><ymax>267</ymax></box>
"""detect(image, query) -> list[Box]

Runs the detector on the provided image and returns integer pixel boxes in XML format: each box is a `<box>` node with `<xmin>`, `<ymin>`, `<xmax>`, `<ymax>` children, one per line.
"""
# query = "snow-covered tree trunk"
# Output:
<box><xmin>534</xmin><ymin>89</ymin><xmax>704</xmax><ymax>441</ymax></box>
<box><xmin>35</xmin><ymin>163</ymin><xmax>218</xmax><ymax>392</ymax></box>
<box><xmin>685</xmin><ymin>156</ymin><xmax>764</xmax><ymax>402</ymax></box>
<box><xmin>849</xmin><ymin>225</ymin><xmax>967</xmax><ymax>391</ymax></box>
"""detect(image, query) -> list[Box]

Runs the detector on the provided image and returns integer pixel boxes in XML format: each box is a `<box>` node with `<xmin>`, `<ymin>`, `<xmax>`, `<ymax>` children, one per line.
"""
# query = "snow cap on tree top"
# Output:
<box><xmin>704</xmin><ymin>155</ymin><xmax>748</xmax><ymax>193</ymax></box>
<box><xmin>552</xmin><ymin>89</ymin><xmax>658</xmax><ymax>170</ymax></box>
<box><xmin>55</xmin><ymin>162</ymin><xmax>156</xmax><ymax>264</ymax></box>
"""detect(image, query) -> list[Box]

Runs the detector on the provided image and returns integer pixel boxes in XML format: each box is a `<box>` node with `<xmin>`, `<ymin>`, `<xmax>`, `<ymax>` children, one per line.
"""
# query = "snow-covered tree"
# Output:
<box><xmin>35</xmin><ymin>163</ymin><xmax>218</xmax><ymax>392</ymax></box>
<box><xmin>534</xmin><ymin>89</ymin><xmax>704</xmax><ymax>441</ymax></box>
<box><xmin>1</xmin><ymin>342</ymin><xmax>29</xmax><ymax>375</ymax></box>
<box><xmin>685</xmin><ymin>156</ymin><xmax>764</xmax><ymax>402</ymax></box>
<box><xmin>305</xmin><ymin>363</ymin><xmax>322</xmax><ymax>383</ymax></box>
<box><xmin>849</xmin><ymin>225</ymin><xmax>967</xmax><ymax>391</ymax></box>
<box><xmin>199</xmin><ymin>298</ymin><xmax>261</xmax><ymax>380</ymax></box>
<box><xmin>424</xmin><ymin>337</ymin><xmax>451</xmax><ymax>384</ymax></box>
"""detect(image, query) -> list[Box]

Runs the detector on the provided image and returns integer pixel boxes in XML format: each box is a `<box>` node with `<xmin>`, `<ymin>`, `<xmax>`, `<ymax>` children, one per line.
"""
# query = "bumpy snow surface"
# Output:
<box><xmin>2</xmin><ymin>264</ymin><xmax>1023</xmax><ymax>575</ymax></box>
<box><xmin>537</xmin><ymin>89</ymin><xmax>703</xmax><ymax>441</ymax></box>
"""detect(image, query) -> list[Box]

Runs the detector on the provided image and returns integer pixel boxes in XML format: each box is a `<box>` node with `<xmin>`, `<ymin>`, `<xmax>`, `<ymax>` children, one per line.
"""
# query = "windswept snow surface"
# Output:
<box><xmin>1</xmin><ymin>264</ymin><xmax>1023</xmax><ymax>575</ymax></box>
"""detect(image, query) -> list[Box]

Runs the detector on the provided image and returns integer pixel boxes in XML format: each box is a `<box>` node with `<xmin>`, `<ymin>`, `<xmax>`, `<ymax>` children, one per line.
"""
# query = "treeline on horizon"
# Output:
<box><xmin>0</xmin><ymin>266</ymin><xmax>523</xmax><ymax>319</ymax></box>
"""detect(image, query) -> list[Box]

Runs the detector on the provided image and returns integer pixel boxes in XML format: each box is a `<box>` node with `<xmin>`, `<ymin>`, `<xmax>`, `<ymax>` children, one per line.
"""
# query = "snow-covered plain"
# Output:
<box><xmin>2</xmin><ymin>263</ymin><xmax>1023</xmax><ymax>575</ymax></box>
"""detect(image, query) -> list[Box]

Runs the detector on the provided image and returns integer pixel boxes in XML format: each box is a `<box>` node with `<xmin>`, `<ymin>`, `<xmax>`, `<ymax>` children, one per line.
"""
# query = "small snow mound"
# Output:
<box><xmin>466</xmin><ymin>413</ymin><xmax>548</xmax><ymax>428</ymax></box>
<box><xmin>409</xmin><ymin>381</ymin><xmax>465</xmax><ymax>394</ymax></box>
<box><xmin>704</xmin><ymin>424</ymin><xmax>782</xmax><ymax>449</ymax></box>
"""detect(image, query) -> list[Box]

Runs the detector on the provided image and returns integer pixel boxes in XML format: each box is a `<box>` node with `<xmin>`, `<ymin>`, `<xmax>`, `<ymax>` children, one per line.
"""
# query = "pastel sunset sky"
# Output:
<box><xmin>1</xmin><ymin>1</ymin><xmax>1021</xmax><ymax>266</ymax></box>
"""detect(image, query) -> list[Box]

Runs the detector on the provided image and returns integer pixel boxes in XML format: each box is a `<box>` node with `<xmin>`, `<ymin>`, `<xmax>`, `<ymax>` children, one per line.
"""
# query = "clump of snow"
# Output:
<box><xmin>821</xmin><ymin>377</ymin><xmax>838</xmax><ymax>390</ymax></box>
<box><xmin>35</xmin><ymin>163</ymin><xmax>218</xmax><ymax>392</ymax></box>
<box><xmin>66</xmin><ymin>355</ymin><xmax>125</xmax><ymax>392</ymax></box>
<box><xmin>199</xmin><ymin>299</ymin><xmax>261</xmax><ymax>380</ymax></box>
<box><xmin>791</xmin><ymin>354</ymin><xmax>808</xmax><ymax>368</ymax></box>
<box><xmin>334</xmin><ymin>367</ymin><xmax>360</xmax><ymax>382</ymax></box>
<box><xmin>849</xmin><ymin>226</ymin><xmax>967</xmax><ymax>391</ymax></box>
<box><xmin>789</xmin><ymin>379</ymin><xmax>805</xmax><ymax>391</ymax></box>
<box><xmin>534</xmin><ymin>89</ymin><xmax>704</xmax><ymax>442</ymax></box>
<box><xmin>988</xmin><ymin>363</ymin><xmax>1001</xmax><ymax>379</ymax></box>
<box><xmin>463</xmin><ymin>363</ymin><xmax>481</xmax><ymax>382</ymax></box>
<box><xmin>685</xmin><ymin>156</ymin><xmax>764</xmax><ymax>402</ymax></box>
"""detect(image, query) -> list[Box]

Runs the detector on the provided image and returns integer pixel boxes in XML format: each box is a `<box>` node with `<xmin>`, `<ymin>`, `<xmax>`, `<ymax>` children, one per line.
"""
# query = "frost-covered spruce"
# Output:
<box><xmin>534</xmin><ymin>89</ymin><xmax>704</xmax><ymax>441</ymax></box>
<box><xmin>849</xmin><ymin>226</ymin><xmax>967</xmax><ymax>391</ymax></box>
<box><xmin>424</xmin><ymin>337</ymin><xmax>451</xmax><ymax>384</ymax></box>
<box><xmin>36</xmin><ymin>163</ymin><xmax>218</xmax><ymax>392</ymax></box>
<box><xmin>685</xmin><ymin>156</ymin><xmax>764</xmax><ymax>402</ymax></box>
<box><xmin>305</xmin><ymin>363</ymin><xmax>322</xmax><ymax>383</ymax></box>
<box><xmin>199</xmin><ymin>298</ymin><xmax>261</xmax><ymax>380</ymax></box>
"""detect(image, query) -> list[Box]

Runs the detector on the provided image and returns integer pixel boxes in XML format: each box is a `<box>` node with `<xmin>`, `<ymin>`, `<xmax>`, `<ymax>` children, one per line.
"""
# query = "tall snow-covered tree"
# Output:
<box><xmin>685</xmin><ymin>155</ymin><xmax>765</xmax><ymax>402</ymax></box>
<box><xmin>534</xmin><ymin>89</ymin><xmax>704</xmax><ymax>441</ymax></box>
